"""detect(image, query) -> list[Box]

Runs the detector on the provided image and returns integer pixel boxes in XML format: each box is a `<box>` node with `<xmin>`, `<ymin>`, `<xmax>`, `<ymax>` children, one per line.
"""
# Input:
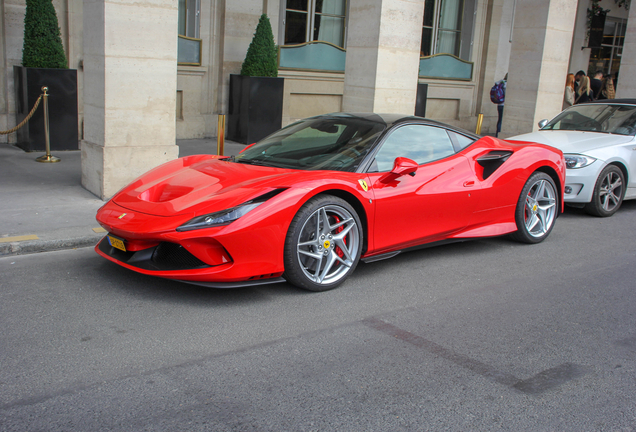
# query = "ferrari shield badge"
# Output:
<box><xmin>118</xmin><ymin>213</ymin><xmax>127</xmax><ymax>219</ymax></box>
<box><xmin>358</xmin><ymin>179</ymin><xmax>369</xmax><ymax>192</ymax></box>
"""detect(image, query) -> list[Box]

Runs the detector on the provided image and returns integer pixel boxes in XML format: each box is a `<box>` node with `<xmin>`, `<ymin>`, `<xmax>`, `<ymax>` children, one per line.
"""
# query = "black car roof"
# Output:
<box><xmin>585</xmin><ymin>98</ymin><xmax>636</xmax><ymax>106</ymax></box>
<box><xmin>317</xmin><ymin>112</ymin><xmax>479</xmax><ymax>139</ymax></box>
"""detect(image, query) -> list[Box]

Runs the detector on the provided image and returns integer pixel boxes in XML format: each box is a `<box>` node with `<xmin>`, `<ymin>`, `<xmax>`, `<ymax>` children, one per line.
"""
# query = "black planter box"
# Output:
<box><xmin>14</xmin><ymin>66</ymin><xmax>79</xmax><ymax>151</ymax></box>
<box><xmin>227</xmin><ymin>75</ymin><xmax>284</xmax><ymax>144</ymax></box>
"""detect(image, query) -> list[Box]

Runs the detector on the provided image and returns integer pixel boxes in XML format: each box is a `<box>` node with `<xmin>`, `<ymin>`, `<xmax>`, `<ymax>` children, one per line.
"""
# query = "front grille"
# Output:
<box><xmin>98</xmin><ymin>237</ymin><xmax>210</xmax><ymax>271</ymax></box>
<box><xmin>151</xmin><ymin>242</ymin><xmax>208</xmax><ymax>270</ymax></box>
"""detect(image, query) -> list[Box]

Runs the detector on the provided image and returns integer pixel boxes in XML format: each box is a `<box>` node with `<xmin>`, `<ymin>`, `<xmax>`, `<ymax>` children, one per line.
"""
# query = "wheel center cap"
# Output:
<box><xmin>532</xmin><ymin>204</ymin><xmax>538</xmax><ymax>212</ymax></box>
<box><xmin>323</xmin><ymin>240</ymin><xmax>331</xmax><ymax>249</ymax></box>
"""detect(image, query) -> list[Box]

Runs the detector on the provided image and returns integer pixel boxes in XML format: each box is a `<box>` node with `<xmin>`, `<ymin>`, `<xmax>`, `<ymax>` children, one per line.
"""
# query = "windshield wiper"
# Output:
<box><xmin>236</xmin><ymin>158</ymin><xmax>272</xmax><ymax>166</ymax></box>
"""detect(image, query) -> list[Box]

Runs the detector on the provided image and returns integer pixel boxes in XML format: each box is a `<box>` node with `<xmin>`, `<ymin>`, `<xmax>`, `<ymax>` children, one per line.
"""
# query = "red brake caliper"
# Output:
<box><xmin>332</xmin><ymin>215</ymin><xmax>346</xmax><ymax>260</ymax></box>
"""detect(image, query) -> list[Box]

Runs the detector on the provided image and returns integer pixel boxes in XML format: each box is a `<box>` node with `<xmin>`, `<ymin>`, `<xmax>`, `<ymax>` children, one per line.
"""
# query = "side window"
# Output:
<box><xmin>448</xmin><ymin>131</ymin><xmax>476</xmax><ymax>150</ymax></box>
<box><xmin>372</xmin><ymin>125</ymin><xmax>455</xmax><ymax>172</ymax></box>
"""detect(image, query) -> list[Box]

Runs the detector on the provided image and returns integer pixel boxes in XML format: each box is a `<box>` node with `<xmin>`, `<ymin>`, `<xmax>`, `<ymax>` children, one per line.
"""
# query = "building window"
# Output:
<box><xmin>178</xmin><ymin>0</ymin><xmax>202</xmax><ymax>66</ymax></box>
<box><xmin>178</xmin><ymin>0</ymin><xmax>200</xmax><ymax>38</ymax></box>
<box><xmin>284</xmin><ymin>0</ymin><xmax>347</xmax><ymax>48</ymax></box>
<box><xmin>588</xmin><ymin>16</ymin><xmax>626</xmax><ymax>79</ymax></box>
<box><xmin>421</xmin><ymin>0</ymin><xmax>475</xmax><ymax>60</ymax></box>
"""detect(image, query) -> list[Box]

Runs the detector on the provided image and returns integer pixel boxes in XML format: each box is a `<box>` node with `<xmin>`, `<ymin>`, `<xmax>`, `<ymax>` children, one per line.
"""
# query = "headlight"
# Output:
<box><xmin>176</xmin><ymin>189</ymin><xmax>286</xmax><ymax>232</ymax></box>
<box><xmin>564</xmin><ymin>154</ymin><xmax>596</xmax><ymax>169</ymax></box>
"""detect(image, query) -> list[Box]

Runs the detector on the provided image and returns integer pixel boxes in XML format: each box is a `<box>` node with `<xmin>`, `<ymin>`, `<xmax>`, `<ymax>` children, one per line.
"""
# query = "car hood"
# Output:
<box><xmin>507</xmin><ymin>130</ymin><xmax>634</xmax><ymax>155</ymax></box>
<box><xmin>113</xmin><ymin>157</ymin><xmax>301</xmax><ymax>216</ymax></box>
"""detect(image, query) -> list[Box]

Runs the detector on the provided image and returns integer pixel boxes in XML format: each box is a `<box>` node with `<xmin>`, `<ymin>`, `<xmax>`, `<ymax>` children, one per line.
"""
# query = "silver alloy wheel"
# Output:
<box><xmin>524</xmin><ymin>178</ymin><xmax>557</xmax><ymax>238</ymax></box>
<box><xmin>296</xmin><ymin>205</ymin><xmax>360</xmax><ymax>285</ymax></box>
<box><xmin>599</xmin><ymin>170</ymin><xmax>623</xmax><ymax>212</ymax></box>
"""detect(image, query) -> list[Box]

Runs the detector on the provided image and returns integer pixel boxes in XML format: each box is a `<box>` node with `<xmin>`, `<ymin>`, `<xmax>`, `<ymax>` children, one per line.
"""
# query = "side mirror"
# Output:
<box><xmin>391</xmin><ymin>157</ymin><xmax>418</xmax><ymax>177</ymax></box>
<box><xmin>538</xmin><ymin>119</ymin><xmax>548</xmax><ymax>129</ymax></box>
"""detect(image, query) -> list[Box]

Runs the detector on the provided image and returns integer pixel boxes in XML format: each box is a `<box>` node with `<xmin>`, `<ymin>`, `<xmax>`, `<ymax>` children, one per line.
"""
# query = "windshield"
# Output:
<box><xmin>542</xmin><ymin>104</ymin><xmax>636</xmax><ymax>135</ymax></box>
<box><xmin>233</xmin><ymin>116</ymin><xmax>386</xmax><ymax>171</ymax></box>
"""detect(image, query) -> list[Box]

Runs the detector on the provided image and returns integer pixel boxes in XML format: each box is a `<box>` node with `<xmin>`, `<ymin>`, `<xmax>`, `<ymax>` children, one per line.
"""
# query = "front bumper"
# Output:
<box><xmin>97</xmin><ymin>236</ymin><xmax>286</xmax><ymax>288</ymax></box>
<box><xmin>95</xmin><ymin>201</ymin><xmax>288</xmax><ymax>285</ymax></box>
<box><xmin>563</xmin><ymin>161</ymin><xmax>605</xmax><ymax>203</ymax></box>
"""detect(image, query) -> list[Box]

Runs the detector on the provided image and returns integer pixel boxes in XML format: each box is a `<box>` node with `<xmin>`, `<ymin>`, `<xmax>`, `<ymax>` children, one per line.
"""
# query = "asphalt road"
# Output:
<box><xmin>1</xmin><ymin>203</ymin><xmax>636</xmax><ymax>431</ymax></box>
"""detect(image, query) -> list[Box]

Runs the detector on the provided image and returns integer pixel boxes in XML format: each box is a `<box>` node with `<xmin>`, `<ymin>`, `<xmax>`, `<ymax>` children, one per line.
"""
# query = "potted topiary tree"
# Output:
<box><xmin>227</xmin><ymin>14</ymin><xmax>284</xmax><ymax>144</ymax></box>
<box><xmin>14</xmin><ymin>0</ymin><xmax>78</xmax><ymax>152</ymax></box>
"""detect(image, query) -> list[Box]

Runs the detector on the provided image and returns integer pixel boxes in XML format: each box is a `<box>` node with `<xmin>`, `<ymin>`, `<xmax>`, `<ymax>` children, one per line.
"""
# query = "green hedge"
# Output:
<box><xmin>22</xmin><ymin>0</ymin><xmax>68</xmax><ymax>68</ymax></box>
<box><xmin>240</xmin><ymin>14</ymin><xmax>278</xmax><ymax>77</ymax></box>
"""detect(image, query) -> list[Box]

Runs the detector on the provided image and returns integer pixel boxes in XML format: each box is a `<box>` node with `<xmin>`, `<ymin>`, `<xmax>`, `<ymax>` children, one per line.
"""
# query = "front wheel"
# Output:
<box><xmin>510</xmin><ymin>172</ymin><xmax>558</xmax><ymax>244</ymax></box>
<box><xmin>283</xmin><ymin>195</ymin><xmax>362</xmax><ymax>291</ymax></box>
<box><xmin>584</xmin><ymin>165</ymin><xmax>625</xmax><ymax>217</ymax></box>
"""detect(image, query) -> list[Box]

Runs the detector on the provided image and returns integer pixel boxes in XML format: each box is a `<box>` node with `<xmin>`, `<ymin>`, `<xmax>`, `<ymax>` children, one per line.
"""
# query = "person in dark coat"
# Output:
<box><xmin>590</xmin><ymin>70</ymin><xmax>603</xmax><ymax>100</ymax></box>
<box><xmin>495</xmin><ymin>74</ymin><xmax>507</xmax><ymax>138</ymax></box>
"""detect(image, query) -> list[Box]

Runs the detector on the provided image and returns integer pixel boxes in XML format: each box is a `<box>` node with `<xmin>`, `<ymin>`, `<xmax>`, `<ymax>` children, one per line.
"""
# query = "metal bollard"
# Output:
<box><xmin>36</xmin><ymin>86</ymin><xmax>60</xmax><ymax>163</ymax></box>
<box><xmin>475</xmin><ymin>113</ymin><xmax>484</xmax><ymax>136</ymax></box>
<box><xmin>217</xmin><ymin>114</ymin><xmax>226</xmax><ymax>156</ymax></box>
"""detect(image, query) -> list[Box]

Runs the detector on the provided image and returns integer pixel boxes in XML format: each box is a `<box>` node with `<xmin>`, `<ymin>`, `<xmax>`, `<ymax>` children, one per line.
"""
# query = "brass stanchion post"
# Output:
<box><xmin>475</xmin><ymin>113</ymin><xmax>484</xmax><ymax>136</ymax></box>
<box><xmin>36</xmin><ymin>86</ymin><xmax>60</xmax><ymax>163</ymax></box>
<box><xmin>217</xmin><ymin>114</ymin><xmax>226</xmax><ymax>156</ymax></box>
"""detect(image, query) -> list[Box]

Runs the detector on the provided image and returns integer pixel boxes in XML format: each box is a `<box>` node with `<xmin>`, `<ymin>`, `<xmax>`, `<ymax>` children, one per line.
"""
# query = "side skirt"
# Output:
<box><xmin>361</xmin><ymin>238</ymin><xmax>479</xmax><ymax>264</ymax></box>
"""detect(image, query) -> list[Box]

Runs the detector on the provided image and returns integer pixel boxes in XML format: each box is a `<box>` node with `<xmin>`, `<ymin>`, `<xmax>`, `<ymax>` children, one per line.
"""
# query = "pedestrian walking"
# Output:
<box><xmin>490</xmin><ymin>73</ymin><xmax>507</xmax><ymax>138</ymax></box>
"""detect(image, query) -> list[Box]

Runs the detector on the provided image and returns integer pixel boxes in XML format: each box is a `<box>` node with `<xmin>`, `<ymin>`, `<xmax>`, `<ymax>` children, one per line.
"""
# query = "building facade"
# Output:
<box><xmin>1</xmin><ymin>0</ymin><xmax>634</xmax><ymax>197</ymax></box>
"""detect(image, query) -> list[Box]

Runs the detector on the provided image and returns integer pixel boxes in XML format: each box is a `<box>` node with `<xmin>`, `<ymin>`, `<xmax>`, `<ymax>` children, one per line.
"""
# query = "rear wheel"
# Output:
<box><xmin>510</xmin><ymin>172</ymin><xmax>558</xmax><ymax>244</ymax></box>
<box><xmin>584</xmin><ymin>165</ymin><xmax>625</xmax><ymax>217</ymax></box>
<box><xmin>284</xmin><ymin>195</ymin><xmax>362</xmax><ymax>291</ymax></box>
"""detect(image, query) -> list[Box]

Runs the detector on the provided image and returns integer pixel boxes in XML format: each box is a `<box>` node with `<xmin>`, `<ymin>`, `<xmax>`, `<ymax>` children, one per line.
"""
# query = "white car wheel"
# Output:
<box><xmin>584</xmin><ymin>165</ymin><xmax>625</xmax><ymax>217</ymax></box>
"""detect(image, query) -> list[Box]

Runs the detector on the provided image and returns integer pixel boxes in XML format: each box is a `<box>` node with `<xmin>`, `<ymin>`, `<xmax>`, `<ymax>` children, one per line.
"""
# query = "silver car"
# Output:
<box><xmin>509</xmin><ymin>99</ymin><xmax>636</xmax><ymax>217</ymax></box>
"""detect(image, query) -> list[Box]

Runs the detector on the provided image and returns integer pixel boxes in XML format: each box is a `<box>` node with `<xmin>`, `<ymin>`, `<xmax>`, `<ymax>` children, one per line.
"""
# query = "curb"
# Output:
<box><xmin>0</xmin><ymin>235</ymin><xmax>101</xmax><ymax>257</ymax></box>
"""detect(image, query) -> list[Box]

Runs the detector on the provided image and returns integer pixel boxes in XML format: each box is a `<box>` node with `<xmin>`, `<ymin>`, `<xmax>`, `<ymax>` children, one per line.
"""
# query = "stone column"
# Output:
<box><xmin>616</xmin><ymin>4</ymin><xmax>636</xmax><ymax>97</ymax></box>
<box><xmin>342</xmin><ymin>0</ymin><xmax>424</xmax><ymax>114</ymax></box>
<box><xmin>1</xmin><ymin>0</ymin><xmax>26</xmax><ymax>144</ymax></box>
<box><xmin>501</xmin><ymin>0</ymin><xmax>577</xmax><ymax>137</ymax></box>
<box><xmin>82</xmin><ymin>0</ymin><xmax>179</xmax><ymax>200</ymax></box>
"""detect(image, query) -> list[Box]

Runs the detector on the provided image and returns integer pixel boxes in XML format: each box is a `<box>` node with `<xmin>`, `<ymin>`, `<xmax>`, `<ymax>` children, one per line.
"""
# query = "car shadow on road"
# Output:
<box><xmin>91</xmin><ymin>259</ymin><xmax>308</xmax><ymax>307</ymax></box>
<box><xmin>559</xmin><ymin>198</ymin><xmax>636</xmax><ymax>218</ymax></box>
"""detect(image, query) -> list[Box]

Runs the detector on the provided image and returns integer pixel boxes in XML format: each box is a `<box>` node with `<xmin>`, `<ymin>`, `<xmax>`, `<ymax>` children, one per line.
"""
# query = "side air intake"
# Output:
<box><xmin>476</xmin><ymin>150</ymin><xmax>513</xmax><ymax>180</ymax></box>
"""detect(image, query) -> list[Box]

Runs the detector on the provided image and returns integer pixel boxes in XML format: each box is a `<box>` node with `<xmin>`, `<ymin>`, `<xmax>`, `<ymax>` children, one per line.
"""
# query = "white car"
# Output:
<box><xmin>509</xmin><ymin>99</ymin><xmax>636</xmax><ymax>217</ymax></box>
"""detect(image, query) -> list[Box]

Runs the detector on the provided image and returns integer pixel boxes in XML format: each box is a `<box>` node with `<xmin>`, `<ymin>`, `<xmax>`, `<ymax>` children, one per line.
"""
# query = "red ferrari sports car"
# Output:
<box><xmin>95</xmin><ymin>113</ymin><xmax>565</xmax><ymax>291</ymax></box>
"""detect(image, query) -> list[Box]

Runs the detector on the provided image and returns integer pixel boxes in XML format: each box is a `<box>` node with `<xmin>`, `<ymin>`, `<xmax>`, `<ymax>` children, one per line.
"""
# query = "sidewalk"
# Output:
<box><xmin>0</xmin><ymin>138</ymin><xmax>246</xmax><ymax>257</ymax></box>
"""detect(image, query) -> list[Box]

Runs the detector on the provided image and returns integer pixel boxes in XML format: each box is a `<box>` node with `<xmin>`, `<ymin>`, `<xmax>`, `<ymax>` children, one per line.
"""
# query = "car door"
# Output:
<box><xmin>367</xmin><ymin>124</ymin><xmax>481</xmax><ymax>253</ymax></box>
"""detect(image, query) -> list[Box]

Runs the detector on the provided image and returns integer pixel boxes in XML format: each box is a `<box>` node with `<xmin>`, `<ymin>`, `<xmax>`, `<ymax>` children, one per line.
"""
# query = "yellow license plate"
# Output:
<box><xmin>107</xmin><ymin>235</ymin><xmax>126</xmax><ymax>252</ymax></box>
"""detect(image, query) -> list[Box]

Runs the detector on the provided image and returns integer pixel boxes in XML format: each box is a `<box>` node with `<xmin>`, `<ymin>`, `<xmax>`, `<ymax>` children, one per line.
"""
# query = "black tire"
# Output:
<box><xmin>510</xmin><ymin>172</ymin><xmax>558</xmax><ymax>244</ymax></box>
<box><xmin>283</xmin><ymin>195</ymin><xmax>363</xmax><ymax>291</ymax></box>
<box><xmin>584</xmin><ymin>165</ymin><xmax>625</xmax><ymax>217</ymax></box>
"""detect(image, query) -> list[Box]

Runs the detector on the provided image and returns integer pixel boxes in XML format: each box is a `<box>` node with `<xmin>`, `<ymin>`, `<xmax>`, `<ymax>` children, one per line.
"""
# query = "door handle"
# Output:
<box><xmin>463</xmin><ymin>180</ymin><xmax>475</xmax><ymax>187</ymax></box>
